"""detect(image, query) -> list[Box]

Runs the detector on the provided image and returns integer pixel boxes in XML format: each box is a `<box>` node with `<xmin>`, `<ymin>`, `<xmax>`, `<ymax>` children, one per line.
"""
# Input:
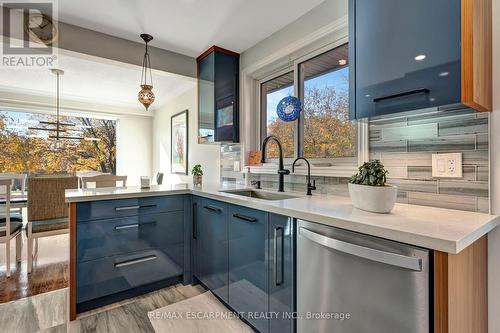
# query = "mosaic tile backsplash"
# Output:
<box><xmin>370</xmin><ymin>107</ymin><xmax>489</xmax><ymax>213</ymax></box>
<box><xmin>244</xmin><ymin>107</ymin><xmax>489</xmax><ymax>213</ymax></box>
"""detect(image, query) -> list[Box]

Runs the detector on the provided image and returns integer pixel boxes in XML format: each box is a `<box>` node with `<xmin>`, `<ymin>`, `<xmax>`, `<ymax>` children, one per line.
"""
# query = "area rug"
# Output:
<box><xmin>148</xmin><ymin>291</ymin><xmax>254</xmax><ymax>333</ymax></box>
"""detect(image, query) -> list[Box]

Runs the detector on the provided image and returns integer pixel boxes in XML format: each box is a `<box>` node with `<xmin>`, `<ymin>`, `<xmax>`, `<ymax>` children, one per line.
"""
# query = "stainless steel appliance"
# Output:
<box><xmin>297</xmin><ymin>219</ymin><xmax>430</xmax><ymax>333</ymax></box>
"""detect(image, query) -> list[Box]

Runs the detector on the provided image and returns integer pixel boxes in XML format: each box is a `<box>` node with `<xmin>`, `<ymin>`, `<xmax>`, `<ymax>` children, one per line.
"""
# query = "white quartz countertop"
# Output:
<box><xmin>65</xmin><ymin>183</ymin><xmax>500</xmax><ymax>254</ymax></box>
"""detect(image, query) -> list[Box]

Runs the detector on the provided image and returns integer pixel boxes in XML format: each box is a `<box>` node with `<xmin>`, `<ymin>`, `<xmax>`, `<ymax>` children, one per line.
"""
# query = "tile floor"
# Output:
<box><xmin>0</xmin><ymin>283</ymin><xmax>207</xmax><ymax>333</ymax></box>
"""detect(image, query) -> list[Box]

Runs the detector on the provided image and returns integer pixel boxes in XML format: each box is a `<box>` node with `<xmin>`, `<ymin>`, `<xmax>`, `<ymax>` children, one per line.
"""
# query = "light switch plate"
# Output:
<box><xmin>432</xmin><ymin>153</ymin><xmax>463</xmax><ymax>178</ymax></box>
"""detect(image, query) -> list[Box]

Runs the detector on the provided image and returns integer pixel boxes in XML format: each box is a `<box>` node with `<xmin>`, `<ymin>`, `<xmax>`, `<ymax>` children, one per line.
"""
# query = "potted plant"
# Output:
<box><xmin>348</xmin><ymin>160</ymin><xmax>397</xmax><ymax>213</ymax></box>
<box><xmin>192</xmin><ymin>164</ymin><xmax>203</xmax><ymax>187</ymax></box>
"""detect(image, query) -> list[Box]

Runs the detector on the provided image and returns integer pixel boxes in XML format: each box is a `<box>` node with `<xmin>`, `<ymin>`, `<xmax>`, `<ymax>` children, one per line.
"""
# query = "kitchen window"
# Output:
<box><xmin>260</xmin><ymin>71</ymin><xmax>295</xmax><ymax>158</ymax></box>
<box><xmin>260</xmin><ymin>43</ymin><xmax>358</xmax><ymax>164</ymax></box>
<box><xmin>0</xmin><ymin>110</ymin><xmax>117</xmax><ymax>174</ymax></box>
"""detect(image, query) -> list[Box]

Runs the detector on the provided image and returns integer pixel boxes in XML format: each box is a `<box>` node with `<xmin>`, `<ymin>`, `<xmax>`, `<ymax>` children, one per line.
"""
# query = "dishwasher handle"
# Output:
<box><xmin>299</xmin><ymin>227</ymin><xmax>422</xmax><ymax>271</ymax></box>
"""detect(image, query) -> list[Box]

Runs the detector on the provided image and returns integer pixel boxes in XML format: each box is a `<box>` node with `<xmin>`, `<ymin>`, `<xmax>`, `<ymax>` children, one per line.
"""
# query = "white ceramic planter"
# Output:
<box><xmin>348</xmin><ymin>183</ymin><xmax>397</xmax><ymax>214</ymax></box>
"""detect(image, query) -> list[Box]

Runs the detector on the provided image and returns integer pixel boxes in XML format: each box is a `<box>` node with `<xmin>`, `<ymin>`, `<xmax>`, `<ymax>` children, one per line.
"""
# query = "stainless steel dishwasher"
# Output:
<box><xmin>297</xmin><ymin>219</ymin><xmax>430</xmax><ymax>333</ymax></box>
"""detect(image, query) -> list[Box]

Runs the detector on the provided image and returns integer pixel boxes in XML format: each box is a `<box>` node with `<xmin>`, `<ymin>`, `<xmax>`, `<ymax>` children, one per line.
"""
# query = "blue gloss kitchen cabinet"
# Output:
<box><xmin>192</xmin><ymin>197</ymin><xmax>294</xmax><ymax>333</ymax></box>
<box><xmin>228</xmin><ymin>205</ymin><xmax>268</xmax><ymax>333</ymax></box>
<box><xmin>75</xmin><ymin>195</ymin><xmax>188</xmax><ymax>313</ymax></box>
<box><xmin>193</xmin><ymin>198</ymin><xmax>229</xmax><ymax>303</ymax></box>
<box><xmin>269</xmin><ymin>214</ymin><xmax>294</xmax><ymax>333</ymax></box>
<box><xmin>197</xmin><ymin>46</ymin><xmax>239</xmax><ymax>143</ymax></box>
<box><xmin>349</xmin><ymin>0</ymin><xmax>492</xmax><ymax>119</ymax></box>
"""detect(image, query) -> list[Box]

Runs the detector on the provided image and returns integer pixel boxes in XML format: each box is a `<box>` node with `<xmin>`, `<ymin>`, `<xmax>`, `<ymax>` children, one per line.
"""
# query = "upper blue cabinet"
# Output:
<box><xmin>197</xmin><ymin>46</ymin><xmax>239</xmax><ymax>143</ymax></box>
<box><xmin>349</xmin><ymin>0</ymin><xmax>492</xmax><ymax>119</ymax></box>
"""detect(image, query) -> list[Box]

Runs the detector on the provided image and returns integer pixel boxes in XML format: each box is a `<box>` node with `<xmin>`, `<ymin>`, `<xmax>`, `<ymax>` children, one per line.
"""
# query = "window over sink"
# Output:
<box><xmin>260</xmin><ymin>43</ymin><xmax>358</xmax><ymax>164</ymax></box>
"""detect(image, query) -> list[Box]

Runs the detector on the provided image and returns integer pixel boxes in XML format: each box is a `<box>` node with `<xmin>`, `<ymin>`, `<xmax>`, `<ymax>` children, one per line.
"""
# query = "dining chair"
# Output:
<box><xmin>76</xmin><ymin>170</ymin><xmax>109</xmax><ymax>189</ymax></box>
<box><xmin>81</xmin><ymin>175</ymin><xmax>127</xmax><ymax>188</ymax></box>
<box><xmin>0</xmin><ymin>179</ymin><xmax>23</xmax><ymax>278</ymax></box>
<box><xmin>0</xmin><ymin>173</ymin><xmax>28</xmax><ymax>209</ymax></box>
<box><xmin>26</xmin><ymin>176</ymin><xmax>78</xmax><ymax>273</ymax></box>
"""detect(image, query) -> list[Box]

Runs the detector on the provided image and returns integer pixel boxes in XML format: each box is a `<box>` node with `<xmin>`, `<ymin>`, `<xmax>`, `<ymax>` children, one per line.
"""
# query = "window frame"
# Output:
<box><xmin>258</xmin><ymin>37</ymin><xmax>367</xmax><ymax>169</ymax></box>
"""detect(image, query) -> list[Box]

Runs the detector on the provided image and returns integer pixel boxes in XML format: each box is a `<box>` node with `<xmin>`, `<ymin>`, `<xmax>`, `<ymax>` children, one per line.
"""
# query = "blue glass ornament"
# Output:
<box><xmin>276</xmin><ymin>96</ymin><xmax>301</xmax><ymax>122</ymax></box>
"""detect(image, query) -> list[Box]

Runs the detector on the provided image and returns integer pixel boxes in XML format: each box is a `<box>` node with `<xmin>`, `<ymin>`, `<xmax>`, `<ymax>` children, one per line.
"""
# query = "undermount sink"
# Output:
<box><xmin>220</xmin><ymin>189</ymin><xmax>299</xmax><ymax>201</ymax></box>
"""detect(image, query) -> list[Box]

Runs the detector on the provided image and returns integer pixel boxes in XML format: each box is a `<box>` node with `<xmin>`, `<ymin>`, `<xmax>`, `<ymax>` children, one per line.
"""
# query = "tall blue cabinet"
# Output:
<box><xmin>197</xmin><ymin>46</ymin><xmax>240</xmax><ymax>143</ymax></box>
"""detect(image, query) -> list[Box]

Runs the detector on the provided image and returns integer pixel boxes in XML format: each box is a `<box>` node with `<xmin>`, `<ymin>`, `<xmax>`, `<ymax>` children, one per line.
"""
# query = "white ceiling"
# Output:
<box><xmin>0</xmin><ymin>51</ymin><xmax>195</xmax><ymax>112</ymax></box>
<box><xmin>57</xmin><ymin>0</ymin><xmax>325</xmax><ymax>57</ymax></box>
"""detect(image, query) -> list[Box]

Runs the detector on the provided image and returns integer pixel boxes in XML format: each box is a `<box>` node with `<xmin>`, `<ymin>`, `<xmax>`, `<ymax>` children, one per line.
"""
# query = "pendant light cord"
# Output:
<box><xmin>141</xmin><ymin>41</ymin><xmax>153</xmax><ymax>86</ymax></box>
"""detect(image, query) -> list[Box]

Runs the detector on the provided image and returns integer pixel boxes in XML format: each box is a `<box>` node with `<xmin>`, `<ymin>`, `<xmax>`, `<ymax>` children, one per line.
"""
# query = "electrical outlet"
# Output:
<box><xmin>432</xmin><ymin>153</ymin><xmax>462</xmax><ymax>178</ymax></box>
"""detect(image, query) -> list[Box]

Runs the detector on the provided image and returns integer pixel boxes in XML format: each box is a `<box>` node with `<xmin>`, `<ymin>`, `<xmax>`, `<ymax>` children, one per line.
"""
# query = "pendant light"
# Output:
<box><xmin>138</xmin><ymin>33</ymin><xmax>155</xmax><ymax>110</ymax></box>
<box><xmin>28</xmin><ymin>68</ymin><xmax>100</xmax><ymax>148</ymax></box>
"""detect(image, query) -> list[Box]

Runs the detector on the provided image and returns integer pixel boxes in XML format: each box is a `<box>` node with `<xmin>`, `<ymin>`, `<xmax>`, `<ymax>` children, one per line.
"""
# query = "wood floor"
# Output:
<box><xmin>0</xmin><ymin>233</ymin><xmax>68</xmax><ymax>303</ymax></box>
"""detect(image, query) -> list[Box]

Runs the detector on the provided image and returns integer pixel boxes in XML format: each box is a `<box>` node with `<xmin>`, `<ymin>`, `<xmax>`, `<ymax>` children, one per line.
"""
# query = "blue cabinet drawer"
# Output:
<box><xmin>77</xmin><ymin>211</ymin><xmax>184</xmax><ymax>262</ymax></box>
<box><xmin>76</xmin><ymin>248</ymin><xmax>183</xmax><ymax>304</ymax></box>
<box><xmin>76</xmin><ymin>195</ymin><xmax>185</xmax><ymax>221</ymax></box>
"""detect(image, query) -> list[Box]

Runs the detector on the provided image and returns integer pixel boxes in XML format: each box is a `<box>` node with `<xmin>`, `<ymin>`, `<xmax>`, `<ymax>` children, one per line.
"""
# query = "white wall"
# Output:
<box><xmin>240</xmin><ymin>0</ymin><xmax>347</xmax><ymax>71</ymax></box>
<box><xmin>116</xmin><ymin>115</ymin><xmax>153</xmax><ymax>186</ymax></box>
<box><xmin>489</xmin><ymin>0</ymin><xmax>500</xmax><ymax>331</ymax></box>
<box><xmin>152</xmin><ymin>87</ymin><xmax>220</xmax><ymax>184</ymax></box>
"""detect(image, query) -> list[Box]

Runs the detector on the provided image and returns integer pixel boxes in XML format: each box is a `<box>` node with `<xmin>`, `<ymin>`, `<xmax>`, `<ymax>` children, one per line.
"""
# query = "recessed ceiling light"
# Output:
<box><xmin>414</xmin><ymin>54</ymin><xmax>426</xmax><ymax>62</ymax></box>
<box><xmin>338</xmin><ymin>59</ymin><xmax>347</xmax><ymax>66</ymax></box>
<box><xmin>365</xmin><ymin>94</ymin><xmax>371</xmax><ymax>98</ymax></box>
<box><xmin>429</xmin><ymin>98</ymin><xmax>436</xmax><ymax>102</ymax></box>
<box><xmin>439</xmin><ymin>72</ymin><xmax>449</xmax><ymax>77</ymax></box>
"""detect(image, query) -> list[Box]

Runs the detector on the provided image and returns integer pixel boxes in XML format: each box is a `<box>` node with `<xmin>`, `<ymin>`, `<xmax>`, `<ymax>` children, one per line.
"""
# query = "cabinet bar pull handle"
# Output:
<box><xmin>233</xmin><ymin>213</ymin><xmax>257</xmax><ymax>222</ymax></box>
<box><xmin>114</xmin><ymin>223</ymin><xmax>140</xmax><ymax>230</ymax></box>
<box><xmin>274</xmin><ymin>226</ymin><xmax>284</xmax><ymax>286</ymax></box>
<box><xmin>193</xmin><ymin>202</ymin><xmax>198</xmax><ymax>239</ymax></box>
<box><xmin>115</xmin><ymin>204</ymin><xmax>157</xmax><ymax>211</ymax></box>
<box><xmin>373</xmin><ymin>88</ymin><xmax>430</xmax><ymax>103</ymax></box>
<box><xmin>114</xmin><ymin>255</ymin><xmax>157</xmax><ymax>268</ymax></box>
<box><xmin>203</xmin><ymin>205</ymin><xmax>221</xmax><ymax>213</ymax></box>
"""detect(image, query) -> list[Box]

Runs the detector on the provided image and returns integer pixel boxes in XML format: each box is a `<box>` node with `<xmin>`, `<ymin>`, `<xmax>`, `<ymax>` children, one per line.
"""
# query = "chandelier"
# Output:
<box><xmin>28</xmin><ymin>69</ymin><xmax>99</xmax><ymax>148</ymax></box>
<box><xmin>138</xmin><ymin>33</ymin><xmax>155</xmax><ymax>110</ymax></box>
